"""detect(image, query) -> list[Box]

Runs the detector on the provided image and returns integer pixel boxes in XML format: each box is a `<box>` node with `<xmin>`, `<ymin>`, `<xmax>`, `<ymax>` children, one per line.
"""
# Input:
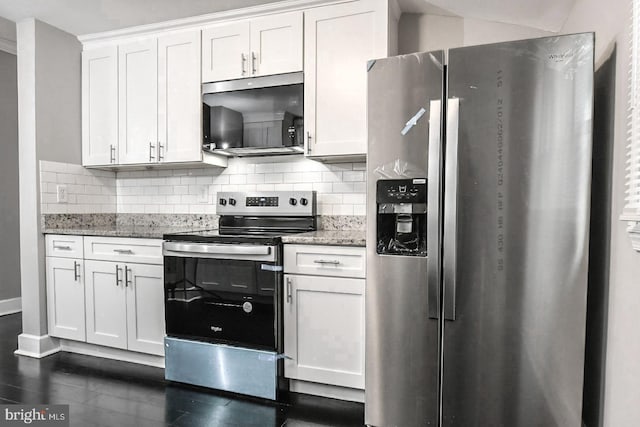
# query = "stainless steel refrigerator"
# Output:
<box><xmin>365</xmin><ymin>33</ymin><xmax>594</xmax><ymax>427</ymax></box>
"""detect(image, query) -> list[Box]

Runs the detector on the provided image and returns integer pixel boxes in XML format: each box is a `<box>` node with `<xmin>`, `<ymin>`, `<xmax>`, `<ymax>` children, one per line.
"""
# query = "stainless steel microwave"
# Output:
<box><xmin>202</xmin><ymin>72</ymin><xmax>304</xmax><ymax>157</ymax></box>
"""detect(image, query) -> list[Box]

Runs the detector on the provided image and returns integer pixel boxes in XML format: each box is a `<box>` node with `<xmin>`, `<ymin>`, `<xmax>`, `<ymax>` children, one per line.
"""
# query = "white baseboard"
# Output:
<box><xmin>290</xmin><ymin>379</ymin><xmax>364</xmax><ymax>403</ymax></box>
<box><xmin>14</xmin><ymin>333</ymin><xmax>60</xmax><ymax>358</ymax></box>
<box><xmin>59</xmin><ymin>339</ymin><xmax>165</xmax><ymax>368</ymax></box>
<box><xmin>0</xmin><ymin>297</ymin><xmax>22</xmax><ymax>316</ymax></box>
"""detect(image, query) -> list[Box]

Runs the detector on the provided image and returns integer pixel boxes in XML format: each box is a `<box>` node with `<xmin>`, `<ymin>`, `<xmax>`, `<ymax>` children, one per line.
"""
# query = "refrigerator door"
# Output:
<box><xmin>442</xmin><ymin>34</ymin><xmax>594</xmax><ymax>426</ymax></box>
<box><xmin>366</xmin><ymin>51</ymin><xmax>444</xmax><ymax>427</ymax></box>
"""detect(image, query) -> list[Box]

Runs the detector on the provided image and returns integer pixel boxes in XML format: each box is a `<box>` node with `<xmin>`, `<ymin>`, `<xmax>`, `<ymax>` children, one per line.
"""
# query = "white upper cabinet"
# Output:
<box><xmin>250</xmin><ymin>12</ymin><xmax>303</xmax><ymax>77</ymax></box>
<box><xmin>118</xmin><ymin>39</ymin><xmax>158</xmax><ymax>165</ymax></box>
<box><xmin>202</xmin><ymin>11</ymin><xmax>303</xmax><ymax>82</ymax></box>
<box><xmin>304</xmin><ymin>0</ymin><xmax>391</xmax><ymax>158</ymax></box>
<box><xmin>82</xmin><ymin>46</ymin><xmax>118</xmax><ymax>166</ymax></box>
<box><xmin>158</xmin><ymin>31</ymin><xmax>203</xmax><ymax>163</ymax></box>
<box><xmin>202</xmin><ymin>22</ymin><xmax>251</xmax><ymax>82</ymax></box>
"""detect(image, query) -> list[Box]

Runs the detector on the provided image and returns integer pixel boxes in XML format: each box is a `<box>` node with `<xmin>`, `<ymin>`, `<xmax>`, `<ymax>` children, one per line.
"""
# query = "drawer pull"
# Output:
<box><xmin>53</xmin><ymin>245</ymin><xmax>72</xmax><ymax>250</ymax></box>
<box><xmin>73</xmin><ymin>261</ymin><xmax>81</xmax><ymax>281</ymax></box>
<box><xmin>313</xmin><ymin>259</ymin><xmax>341</xmax><ymax>265</ymax></box>
<box><xmin>113</xmin><ymin>249</ymin><xmax>134</xmax><ymax>255</ymax></box>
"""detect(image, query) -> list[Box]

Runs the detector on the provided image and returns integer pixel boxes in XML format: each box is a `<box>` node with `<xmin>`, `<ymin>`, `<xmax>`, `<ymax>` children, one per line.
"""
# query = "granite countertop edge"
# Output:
<box><xmin>43</xmin><ymin>228</ymin><xmax>367</xmax><ymax>247</ymax></box>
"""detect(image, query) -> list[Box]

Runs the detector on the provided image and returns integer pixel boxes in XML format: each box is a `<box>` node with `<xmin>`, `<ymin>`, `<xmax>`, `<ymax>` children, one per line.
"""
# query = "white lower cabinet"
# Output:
<box><xmin>283</xmin><ymin>274</ymin><xmax>365</xmax><ymax>389</ymax></box>
<box><xmin>85</xmin><ymin>260</ymin><xmax>165</xmax><ymax>356</ymax></box>
<box><xmin>46</xmin><ymin>257</ymin><xmax>86</xmax><ymax>341</ymax></box>
<box><xmin>46</xmin><ymin>235</ymin><xmax>165</xmax><ymax>357</ymax></box>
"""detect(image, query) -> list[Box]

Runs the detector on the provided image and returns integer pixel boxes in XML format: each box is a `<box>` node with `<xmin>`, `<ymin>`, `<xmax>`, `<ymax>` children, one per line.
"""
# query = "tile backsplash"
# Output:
<box><xmin>39</xmin><ymin>161</ymin><xmax>116</xmax><ymax>214</ymax></box>
<box><xmin>40</xmin><ymin>156</ymin><xmax>366</xmax><ymax>216</ymax></box>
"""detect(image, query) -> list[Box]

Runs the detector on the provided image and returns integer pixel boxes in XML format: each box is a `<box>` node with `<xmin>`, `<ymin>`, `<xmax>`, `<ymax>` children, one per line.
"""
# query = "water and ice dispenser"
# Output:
<box><xmin>376</xmin><ymin>179</ymin><xmax>427</xmax><ymax>256</ymax></box>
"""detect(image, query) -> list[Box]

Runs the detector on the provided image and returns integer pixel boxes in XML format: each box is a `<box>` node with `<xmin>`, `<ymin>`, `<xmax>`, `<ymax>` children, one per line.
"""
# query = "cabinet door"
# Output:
<box><xmin>125</xmin><ymin>264</ymin><xmax>165</xmax><ymax>355</ymax></box>
<box><xmin>82</xmin><ymin>47</ymin><xmax>118</xmax><ymax>166</ymax></box>
<box><xmin>284</xmin><ymin>274</ymin><xmax>365</xmax><ymax>389</ymax></box>
<box><xmin>157</xmin><ymin>31</ymin><xmax>202</xmax><ymax>164</ymax></box>
<box><xmin>202</xmin><ymin>22</ymin><xmax>250</xmax><ymax>82</ymax></box>
<box><xmin>46</xmin><ymin>257</ymin><xmax>86</xmax><ymax>341</ymax></box>
<box><xmin>250</xmin><ymin>11</ymin><xmax>303</xmax><ymax>77</ymax></box>
<box><xmin>118</xmin><ymin>39</ymin><xmax>158</xmax><ymax>164</ymax></box>
<box><xmin>85</xmin><ymin>260</ymin><xmax>128</xmax><ymax>349</ymax></box>
<box><xmin>304</xmin><ymin>1</ymin><xmax>387</xmax><ymax>157</ymax></box>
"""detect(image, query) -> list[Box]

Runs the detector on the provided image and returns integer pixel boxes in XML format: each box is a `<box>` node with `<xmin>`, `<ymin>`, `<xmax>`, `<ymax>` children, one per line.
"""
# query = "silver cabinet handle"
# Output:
<box><xmin>241</xmin><ymin>53</ymin><xmax>247</xmax><ymax>75</ymax></box>
<box><xmin>286</xmin><ymin>277</ymin><xmax>292</xmax><ymax>303</ymax></box>
<box><xmin>125</xmin><ymin>266</ymin><xmax>132</xmax><ymax>288</ymax></box>
<box><xmin>53</xmin><ymin>245</ymin><xmax>72</xmax><ymax>250</ymax></box>
<box><xmin>158</xmin><ymin>142</ymin><xmax>164</xmax><ymax>161</ymax></box>
<box><xmin>306</xmin><ymin>132</ymin><xmax>311</xmax><ymax>155</ymax></box>
<box><xmin>251</xmin><ymin>51</ymin><xmax>257</xmax><ymax>75</ymax></box>
<box><xmin>427</xmin><ymin>99</ymin><xmax>443</xmax><ymax>320</ymax></box>
<box><xmin>443</xmin><ymin>98</ymin><xmax>460</xmax><ymax>321</ymax></box>
<box><xmin>313</xmin><ymin>259</ymin><xmax>341</xmax><ymax>265</ymax></box>
<box><xmin>110</xmin><ymin>145</ymin><xmax>116</xmax><ymax>163</ymax></box>
<box><xmin>149</xmin><ymin>142</ymin><xmax>156</xmax><ymax>162</ymax></box>
<box><xmin>73</xmin><ymin>261</ymin><xmax>80</xmax><ymax>281</ymax></box>
<box><xmin>113</xmin><ymin>249</ymin><xmax>133</xmax><ymax>254</ymax></box>
<box><xmin>116</xmin><ymin>265</ymin><xmax>123</xmax><ymax>286</ymax></box>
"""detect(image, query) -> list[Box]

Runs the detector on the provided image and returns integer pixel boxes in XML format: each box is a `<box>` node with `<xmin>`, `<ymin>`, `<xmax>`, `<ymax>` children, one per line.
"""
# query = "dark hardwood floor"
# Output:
<box><xmin>0</xmin><ymin>313</ymin><xmax>364</xmax><ymax>426</ymax></box>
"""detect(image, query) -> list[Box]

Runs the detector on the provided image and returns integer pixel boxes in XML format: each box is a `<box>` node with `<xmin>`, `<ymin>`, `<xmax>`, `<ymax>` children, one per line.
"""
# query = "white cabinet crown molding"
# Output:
<box><xmin>78</xmin><ymin>0</ymin><xmax>354</xmax><ymax>49</ymax></box>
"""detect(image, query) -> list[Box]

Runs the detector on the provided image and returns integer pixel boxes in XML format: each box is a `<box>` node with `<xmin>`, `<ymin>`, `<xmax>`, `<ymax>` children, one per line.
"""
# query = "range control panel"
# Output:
<box><xmin>217</xmin><ymin>191</ymin><xmax>316</xmax><ymax>216</ymax></box>
<box><xmin>376</xmin><ymin>179</ymin><xmax>427</xmax><ymax>204</ymax></box>
<box><xmin>246</xmin><ymin>196</ymin><xmax>279</xmax><ymax>207</ymax></box>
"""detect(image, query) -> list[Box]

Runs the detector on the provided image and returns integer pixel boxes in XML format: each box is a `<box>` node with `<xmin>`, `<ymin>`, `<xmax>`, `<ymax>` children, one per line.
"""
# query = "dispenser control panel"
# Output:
<box><xmin>376</xmin><ymin>179</ymin><xmax>427</xmax><ymax>204</ymax></box>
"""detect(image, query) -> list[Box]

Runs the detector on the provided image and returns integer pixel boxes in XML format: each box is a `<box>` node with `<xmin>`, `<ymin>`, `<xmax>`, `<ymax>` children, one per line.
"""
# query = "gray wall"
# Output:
<box><xmin>17</xmin><ymin>18</ymin><xmax>81</xmax><ymax>339</ymax></box>
<box><xmin>561</xmin><ymin>0</ymin><xmax>640</xmax><ymax>425</ymax></box>
<box><xmin>0</xmin><ymin>50</ymin><xmax>20</xmax><ymax>301</ymax></box>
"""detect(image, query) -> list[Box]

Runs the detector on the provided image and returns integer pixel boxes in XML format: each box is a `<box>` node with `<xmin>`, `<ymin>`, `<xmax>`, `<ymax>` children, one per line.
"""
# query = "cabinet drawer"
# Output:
<box><xmin>46</xmin><ymin>235</ymin><xmax>84</xmax><ymax>259</ymax></box>
<box><xmin>84</xmin><ymin>237</ymin><xmax>162</xmax><ymax>265</ymax></box>
<box><xmin>284</xmin><ymin>245</ymin><xmax>365</xmax><ymax>278</ymax></box>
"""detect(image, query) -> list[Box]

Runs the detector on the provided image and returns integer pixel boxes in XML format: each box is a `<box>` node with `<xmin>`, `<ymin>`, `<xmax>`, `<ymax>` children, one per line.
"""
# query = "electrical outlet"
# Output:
<box><xmin>197</xmin><ymin>186</ymin><xmax>209</xmax><ymax>204</ymax></box>
<box><xmin>56</xmin><ymin>185</ymin><xmax>68</xmax><ymax>203</ymax></box>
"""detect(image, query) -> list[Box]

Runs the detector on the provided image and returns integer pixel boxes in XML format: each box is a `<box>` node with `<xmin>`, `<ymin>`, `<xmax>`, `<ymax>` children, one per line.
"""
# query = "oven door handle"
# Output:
<box><xmin>163</xmin><ymin>242</ymin><xmax>272</xmax><ymax>257</ymax></box>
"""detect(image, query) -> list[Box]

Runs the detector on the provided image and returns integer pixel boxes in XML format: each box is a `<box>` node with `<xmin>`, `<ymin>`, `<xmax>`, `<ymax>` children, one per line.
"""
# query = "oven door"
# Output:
<box><xmin>163</xmin><ymin>242</ymin><xmax>281</xmax><ymax>351</ymax></box>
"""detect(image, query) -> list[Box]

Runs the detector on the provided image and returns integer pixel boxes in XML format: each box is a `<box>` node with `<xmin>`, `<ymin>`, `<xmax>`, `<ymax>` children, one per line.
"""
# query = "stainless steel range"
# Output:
<box><xmin>162</xmin><ymin>191</ymin><xmax>316</xmax><ymax>400</ymax></box>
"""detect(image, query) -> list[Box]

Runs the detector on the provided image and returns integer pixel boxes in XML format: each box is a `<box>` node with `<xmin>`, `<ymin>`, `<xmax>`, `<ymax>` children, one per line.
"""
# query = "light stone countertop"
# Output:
<box><xmin>281</xmin><ymin>230</ymin><xmax>366</xmax><ymax>247</ymax></box>
<box><xmin>42</xmin><ymin>225</ymin><xmax>212</xmax><ymax>239</ymax></box>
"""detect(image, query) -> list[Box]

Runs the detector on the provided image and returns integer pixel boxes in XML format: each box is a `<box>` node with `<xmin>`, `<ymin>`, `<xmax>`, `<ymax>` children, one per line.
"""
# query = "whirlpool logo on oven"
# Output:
<box><xmin>210</xmin><ymin>326</ymin><xmax>223</xmax><ymax>333</ymax></box>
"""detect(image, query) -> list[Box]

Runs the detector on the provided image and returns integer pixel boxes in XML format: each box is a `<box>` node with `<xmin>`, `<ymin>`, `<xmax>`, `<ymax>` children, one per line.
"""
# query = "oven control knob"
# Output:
<box><xmin>300</xmin><ymin>198</ymin><xmax>308</xmax><ymax>206</ymax></box>
<box><xmin>242</xmin><ymin>302</ymin><xmax>253</xmax><ymax>313</ymax></box>
<box><xmin>219</xmin><ymin>198</ymin><xmax>227</xmax><ymax>206</ymax></box>
<box><xmin>289</xmin><ymin>198</ymin><xmax>297</xmax><ymax>206</ymax></box>
<box><xmin>229</xmin><ymin>198</ymin><xmax>236</xmax><ymax>206</ymax></box>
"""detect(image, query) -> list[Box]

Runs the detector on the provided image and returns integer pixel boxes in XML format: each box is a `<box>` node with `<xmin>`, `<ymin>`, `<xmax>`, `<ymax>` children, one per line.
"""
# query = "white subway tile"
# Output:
<box><xmin>196</xmin><ymin>176</ymin><xmax>213</xmax><ymax>185</ymax></box>
<box><xmin>166</xmin><ymin>195</ymin><xmax>182</xmax><ymax>204</ymax></box>
<box><xmin>353</xmin><ymin>182</ymin><xmax>366</xmax><ymax>193</ymax></box>
<box><xmin>255</xmin><ymin>164</ymin><xmax>274</xmax><ymax>174</ymax></box>
<box><xmin>256</xmin><ymin>184</ymin><xmax>275</xmax><ymax>191</ymax></box>
<box><xmin>264</xmin><ymin>173</ymin><xmax>283</xmax><ymax>184</ymax></box>
<box><xmin>319</xmin><ymin>193</ymin><xmax>342</xmax><ymax>205</ymax></box>
<box><xmin>247</xmin><ymin>174</ymin><xmax>265</xmax><ymax>184</ymax></box>
<box><xmin>158</xmin><ymin>186</ymin><xmax>174</xmax><ymax>195</ymax></box>
<box><xmin>343</xmin><ymin>171</ymin><xmax>365</xmax><ymax>182</ymax></box>
<box><xmin>353</xmin><ymin>204</ymin><xmax>366</xmax><ymax>215</ymax></box>
<box><xmin>293</xmin><ymin>183</ymin><xmax>313</xmax><ymax>191</ymax></box>
<box><xmin>299</xmin><ymin>172</ymin><xmax>322</xmax><ymax>183</ymax></box>
<box><xmin>174</xmin><ymin>185</ymin><xmax>189</xmax><ymax>195</ymax></box>
<box><xmin>352</xmin><ymin>162</ymin><xmax>366</xmax><ymax>171</ymax></box>
<box><xmin>283</xmin><ymin>172</ymin><xmax>302</xmax><ymax>182</ymax></box>
<box><xmin>343</xmin><ymin>193</ymin><xmax>365</xmax><ymax>204</ymax></box>
<box><xmin>333</xmin><ymin>182</ymin><xmax>355</xmax><ymax>193</ymax></box>
<box><xmin>230</xmin><ymin>174</ymin><xmax>247</xmax><ymax>185</ymax></box>
<box><xmin>312</xmin><ymin>182</ymin><xmax>333</xmax><ymax>193</ymax></box>
<box><xmin>157</xmin><ymin>205</ymin><xmax>175</xmax><ymax>213</ymax></box>
<box><xmin>274</xmin><ymin>184</ymin><xmax>294</xmax><ymax>191</ymax></box>
<box><xmin>212</xmin><ymin>174</ymin><xmax>230</xmax><ymax>185</ymax></box>
<box><xmin>333</xmin><ymin>204</ymin><xmax>354</xmax><ymax>215</ymax></box>
<box><xmin>144</xmin><ymin>205</ymin><xmax>160</xmax><ymax>214</ymax></box>
<box><xmin>180</xmin><ymin>176</ymin><xmax>197</xmax><ymax>185</ymax></box>
<box><xmin>318</xmin><ymin>204</ymin><xmax>334</xmax><ymax>215</ymax></box>
<box><xmin>40</xmin><ymin>172</ymin><xmax>57</xmax><ymax>183</ymax></box>
<box><xmin>322</xmin><ymin>171</ymin><xmax>342</xmax><ymax>182</ymax></box>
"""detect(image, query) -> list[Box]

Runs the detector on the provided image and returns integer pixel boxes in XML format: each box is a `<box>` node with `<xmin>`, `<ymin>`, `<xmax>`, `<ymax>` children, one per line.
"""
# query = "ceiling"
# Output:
<box><xmin>0</xmin><ymin>0</ymin><xmax>575</xmax><ymax>36</ymax></box>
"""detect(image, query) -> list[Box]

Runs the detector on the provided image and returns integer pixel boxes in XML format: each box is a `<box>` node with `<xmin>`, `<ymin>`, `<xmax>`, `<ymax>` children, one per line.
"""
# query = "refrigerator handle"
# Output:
<box><xmin>443</xmin><ymin>98</ymin><xmax>460</xmax><ymax>321</ymax></box>
<box><xmin>427</xmin><ymin>99</ymin><xmax>443</xmax><ymax>320</ymax></box>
